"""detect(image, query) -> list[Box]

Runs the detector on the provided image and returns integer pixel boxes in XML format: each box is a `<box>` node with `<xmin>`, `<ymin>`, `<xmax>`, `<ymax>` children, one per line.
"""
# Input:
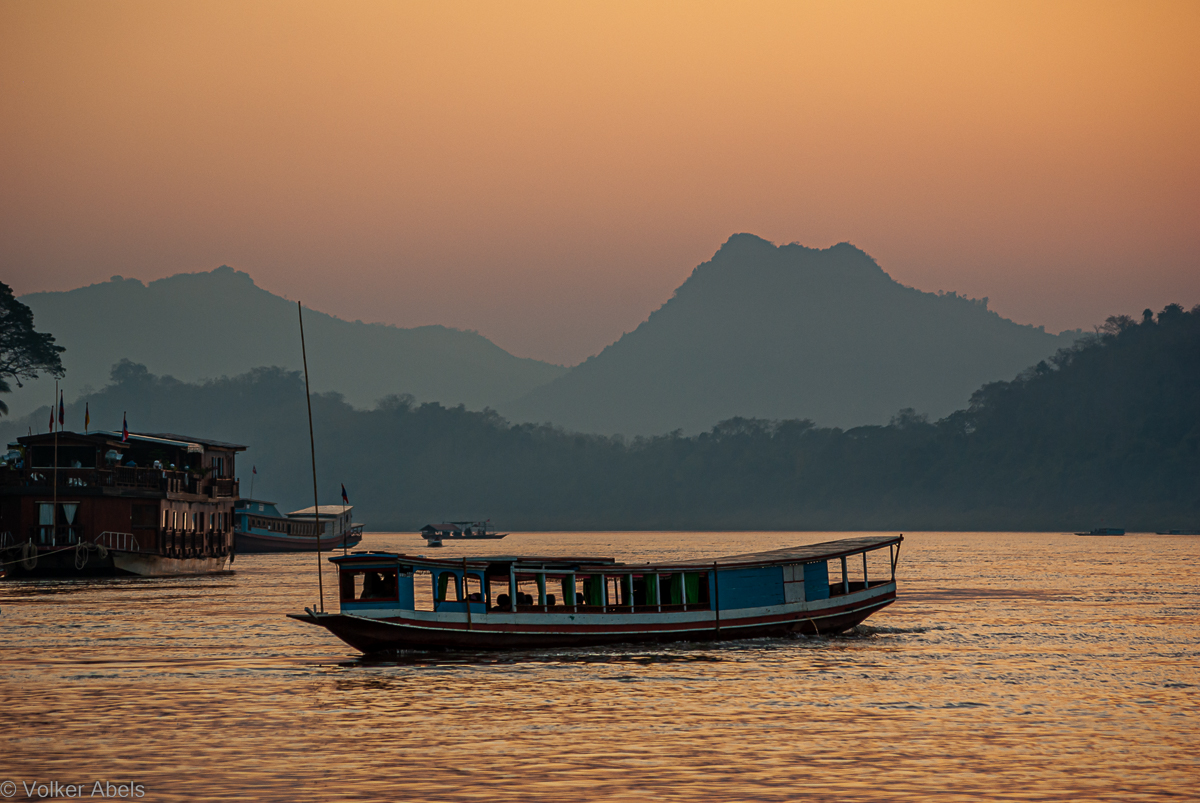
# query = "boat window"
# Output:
<box><xmin>463</xmin><ymin>573</ymin><xmax>484</xmax><ymax>605</ymax></box>
<box><xmin>339</xmin><ymin>568</ymin><xmax>399</xmax><ymax>602</ymax></box>
<box><xmin>577</xmin><ymin>574</ymin><xmax>605</xmax><ymax>608</ymax></box>
<box><xmin>656</xmin><ymin>572</ymin><xmax>710</xmax><ymax>609</ymax></box>
<box><xmin>864</xmin><ymin>548</ymin><xmax>891</xmax><ymax>586</ymax></box>
<box><xmin>827</xmin><ymin>555</ymin><xmax>869</xmax><ymax>596</ymax></box>
<box><xmin>827</xmin><ymin>558</ymin><xmax>847</xmax><ymax>596</ymax></box>
<box><xmin>412</xmin><ymin>570</ymin><xmax>435</xmax><ymax>611</ymax></box>
<box><xmin>436</xmin><ymin>571</ymin><xmax>461</xmax><ymax>603</ymax></box>
<box><xmin>606</xmin><ymin>575</ymin><xmax>632</xmax><ymax>608</ymax></box>
<box><xmin>845</xmin><ymin>555</ymin><xmax>866</xmax><ymax>593</ymax></box>
<box><xmin>515</xmin><ymin>575</ymin><xmax>543</xmax><ymax>608</ymax></box>
<box><xmin>636</xmin><ymin>574</ymin><xmax>658</xmax><ymax>607</ymax></box>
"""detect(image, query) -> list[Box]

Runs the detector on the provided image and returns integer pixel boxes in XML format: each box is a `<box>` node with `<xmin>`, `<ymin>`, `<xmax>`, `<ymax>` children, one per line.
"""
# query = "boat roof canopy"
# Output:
<box><xmin>330</xmin><ymin>536</ymin><xmax>902</xmax><ymax>573</ymax></box>
<box><xmin>289</xmin><ymin>505</ymin><xmax>354</xmax><ymax>517</ymax></box>
<box><xmin>14</xmin><ymin>430</ymin><xmax>245</xmax><ymax>454</ymax></box>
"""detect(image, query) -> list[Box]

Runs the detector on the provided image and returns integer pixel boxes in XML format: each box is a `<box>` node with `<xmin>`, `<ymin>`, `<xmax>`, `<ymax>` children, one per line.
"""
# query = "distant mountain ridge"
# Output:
<box><xmin>500</xmin><ymin>234</ymin><xmax>1077</xmax><ymax>434</ymax></box>
<box><xmin>9</xmin><ymin>267</ymin><xmax>566</xmax><ymax>418</ymax></box>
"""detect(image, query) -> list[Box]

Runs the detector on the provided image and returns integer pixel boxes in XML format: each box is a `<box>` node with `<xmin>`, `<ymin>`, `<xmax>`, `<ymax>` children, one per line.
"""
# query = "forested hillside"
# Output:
<box><xmin>3</xmin><ymin>304</ymin><xmax>1195</xmax><ymax>531</ymax></box>
<box><xmin>8</xmin><ymin>267</ymin><xmax>564</xmax><ymax>420</ymax></box>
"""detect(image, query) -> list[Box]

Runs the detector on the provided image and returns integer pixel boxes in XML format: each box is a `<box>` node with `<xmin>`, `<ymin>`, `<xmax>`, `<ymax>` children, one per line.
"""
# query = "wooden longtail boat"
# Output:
<box><xmin>289</xmin><ymin>535</ymin><xmax>903</xmax><ymax>652</ymax></box>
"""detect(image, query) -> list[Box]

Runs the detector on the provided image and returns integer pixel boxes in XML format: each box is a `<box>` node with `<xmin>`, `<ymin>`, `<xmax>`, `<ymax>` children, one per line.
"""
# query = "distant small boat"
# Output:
<box><xmin>1075</xmin><ymin>528</ymin><xmax>1126</xmax><ymax>536</ymax></box>
<box><xmin>420</xmin><ymin>521</ymin><xmax>507</xmax><ymax>547</ymax></box>
<box><xmin>1155</xmin><ymin>529</ymin><xmax>1200</xmax><ymax>535</ymax></box>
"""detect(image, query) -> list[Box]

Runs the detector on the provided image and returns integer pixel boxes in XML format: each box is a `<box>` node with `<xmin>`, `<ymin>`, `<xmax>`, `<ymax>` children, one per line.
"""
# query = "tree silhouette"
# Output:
<box><xmin>0</xmin><ymin>281</ymin><xmax>65</xmax><ymax>415</ymax></box>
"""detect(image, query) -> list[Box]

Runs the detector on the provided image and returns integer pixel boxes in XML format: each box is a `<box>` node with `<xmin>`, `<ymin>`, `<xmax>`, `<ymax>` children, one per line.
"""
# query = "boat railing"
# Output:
<box><xmin>1</xmin><ymin>467</ymin><xmax>191</xmax><ymax>493</ymax></box>
<box><xmin>96</xmin><ymin>531</ymin><xmax>141</xmax><ymax>552</ymax></box>
<box><xmin>28</xmin><ymin>525</ymin><xmax>83</xmax><ymax>546</ymax></box>
<box><xmin>511</xmin><ymin>601</ymin><xmax>711</xmax><ymax>614</ymax></box>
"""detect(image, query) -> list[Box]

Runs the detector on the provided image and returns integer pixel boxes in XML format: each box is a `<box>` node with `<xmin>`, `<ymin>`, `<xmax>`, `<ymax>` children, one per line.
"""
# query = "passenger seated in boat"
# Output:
<box><xmin>467</xmin><ymin>592</ymin><xmax>482</xmax><ymax>602</ymax></box>
<box><xmin>546</xmin><ymin>594</ymin><xmax>556</xmax><ymax>606</ymax></box>
<box><xmin>494</xmin><ymin>593</ymin><xmax>510</xmax><ymax>610</ymax></box>
<box><xmin>361</xmin><ymin>572</ymin><xmax>384</xmax><ymax>599</ymax></box>
<box><xmin>576</xmin><ymin>592</ymin><xmax>585</xmax><ymax>605</ymax></box>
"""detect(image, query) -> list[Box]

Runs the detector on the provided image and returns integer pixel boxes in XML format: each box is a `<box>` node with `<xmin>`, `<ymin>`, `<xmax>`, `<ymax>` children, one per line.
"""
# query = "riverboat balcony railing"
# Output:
<box><xmin>0</xmin><ymin>467</ymin><xmax>237</xmax><ymax>498</ymax></box>
<box><xmin>29</xmin><ymin>525</ymin><xmax>83</xmax><ymax>546</ymax></box>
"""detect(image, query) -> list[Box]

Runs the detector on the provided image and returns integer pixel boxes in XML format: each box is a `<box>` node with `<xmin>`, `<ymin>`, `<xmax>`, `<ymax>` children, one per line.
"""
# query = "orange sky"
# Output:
<box><xmin>2</xmin><ymin>0</ymin><xmax>1197</xmax><ymax>365</ymax></box>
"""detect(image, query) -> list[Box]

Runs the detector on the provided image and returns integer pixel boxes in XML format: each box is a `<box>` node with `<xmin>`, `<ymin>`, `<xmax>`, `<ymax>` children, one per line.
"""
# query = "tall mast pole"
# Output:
<box><xmin>298</xmin><ymin>301</ymin><xmax>324</xmax><ymax>612</ymax></box>
<box><xmin>52</xmin><ymin>380</ymin><xmax>58</xmax><ymax>547</ymax></box>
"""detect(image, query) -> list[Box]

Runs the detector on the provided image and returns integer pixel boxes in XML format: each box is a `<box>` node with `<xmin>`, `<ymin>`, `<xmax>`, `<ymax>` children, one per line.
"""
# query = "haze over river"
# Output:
<box><xmin>2</xmin><ymin>531</ymin><xmax>1197</xmax><ymax>802</ymax></box>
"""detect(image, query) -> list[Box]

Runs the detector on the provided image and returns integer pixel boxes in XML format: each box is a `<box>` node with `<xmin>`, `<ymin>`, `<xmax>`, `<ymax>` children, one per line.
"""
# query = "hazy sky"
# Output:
<box><xmin>2</xmin><ymin>1</ymin><xmax>1197</xmax><ymax>365</ymax></box>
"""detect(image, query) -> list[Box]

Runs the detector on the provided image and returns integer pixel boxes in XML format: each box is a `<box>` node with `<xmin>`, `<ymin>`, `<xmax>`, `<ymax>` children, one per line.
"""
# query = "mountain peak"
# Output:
<box><xmin>502</xmin><ymin>235</ymin><xmax>1071</xmax><ymax>435</ymax></box>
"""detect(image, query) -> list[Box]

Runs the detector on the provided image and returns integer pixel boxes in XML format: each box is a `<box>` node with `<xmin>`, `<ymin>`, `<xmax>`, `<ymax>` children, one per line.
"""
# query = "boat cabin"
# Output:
<box><xmin>289</xmin><ymin>505</ymin><xmax>358</xmax><ymax>541</ymax></box>
<box><xmin>236</xmin><ymin>499</ymin><xmax>326</xmax><ymax>539</ymax></box>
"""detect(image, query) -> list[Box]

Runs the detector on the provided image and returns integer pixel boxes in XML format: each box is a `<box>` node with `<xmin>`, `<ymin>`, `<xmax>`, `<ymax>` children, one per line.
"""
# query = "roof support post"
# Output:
<box><xmin>463</xmin><ymin>557</ymin><xmax>472</xmax><ymax>630</ymax></box>
<box><xmin>841</xmin><ymin>556</ymin><xmax>849</xmax><ymax>595</ymax></box>
<box><xmin>713</xmin><ymin>563</ymin><xmax>720</xmax><ymax>633</ymax></box>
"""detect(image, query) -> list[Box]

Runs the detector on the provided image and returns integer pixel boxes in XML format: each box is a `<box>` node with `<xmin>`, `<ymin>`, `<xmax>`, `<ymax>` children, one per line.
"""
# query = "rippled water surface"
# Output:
<box><xmin>2</xmin><ymin>531</ymin><xmax>1198</xmax><ymax>802</ymax></box>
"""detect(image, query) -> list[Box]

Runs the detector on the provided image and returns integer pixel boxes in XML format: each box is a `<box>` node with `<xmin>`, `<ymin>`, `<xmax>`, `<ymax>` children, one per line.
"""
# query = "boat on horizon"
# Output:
<box><xmin>1074</xmin><ymin>528</ymin><xmax>1127</xmax><ymax>536</ymax></box>
<box><xmin>289</xmin><ymin>534</ymin><xmax>903</xmax><ymax>653</ymax></box>
<box><xmin>1155</xmin><ymin>529</ymin><xmax>1200</xmax><ymax>535</ymax></box>
<box><xmin>1</xmin><ymin>430</ymin><xmax>243</xmax><ymax>578</ymax></box>
<box><xmin>419</xmin><ymin>520</ymin><xmax>507</xmax><ymax>547</ymax></box>
<box><xmin>234</xmin><ymin>500</ymin><xmax>364</xmax><ymax>553</ymax></box>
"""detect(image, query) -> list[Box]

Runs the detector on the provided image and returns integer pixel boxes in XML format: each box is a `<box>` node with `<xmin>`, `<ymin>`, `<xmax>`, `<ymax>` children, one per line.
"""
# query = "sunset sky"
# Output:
<box><xmin>2</xmin><ymin>0</ymin><xmax>1197</xmax><ymax>365</ymax></box>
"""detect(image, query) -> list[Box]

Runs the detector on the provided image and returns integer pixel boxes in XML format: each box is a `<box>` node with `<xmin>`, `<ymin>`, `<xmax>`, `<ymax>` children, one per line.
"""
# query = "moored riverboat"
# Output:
<box><xmin>234</xmin><ymin>500</ymin><xmax>363</xmax><ymax>553</ymax></box>
<box><xmin>1075</xmin><ymin>528</ymin><xmax>1126</xmax><ymax>536</ymax></box>
<box><xmin>0</xmin><ymin>431</ymin><xmax>243</xmax><ymax>578</ymax></box>
<box><xmin>289</xmin><ymin>535</ymin><xmax>903</xmax><ymax>653</ymax></box>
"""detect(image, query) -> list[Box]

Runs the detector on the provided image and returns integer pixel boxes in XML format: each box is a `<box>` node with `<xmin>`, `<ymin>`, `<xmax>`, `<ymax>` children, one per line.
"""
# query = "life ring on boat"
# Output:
<box><xmin>20</xmin><ymin>541</ymin><xmax>37</xmax><ymax>570</ymax></box>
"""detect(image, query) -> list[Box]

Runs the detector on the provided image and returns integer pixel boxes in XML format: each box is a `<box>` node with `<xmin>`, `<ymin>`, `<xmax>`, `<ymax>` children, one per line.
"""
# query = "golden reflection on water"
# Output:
<box><xmin>2</xmin><ymin>532</ymin><xmax>1197</xmax><ymax>802</ymax></box>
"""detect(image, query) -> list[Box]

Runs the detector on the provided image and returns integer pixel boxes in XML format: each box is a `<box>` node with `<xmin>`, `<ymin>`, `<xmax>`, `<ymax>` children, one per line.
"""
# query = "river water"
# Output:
<box><xmin>1</xmin><ymin>531</ymin><xmax>1197</xmax><ymax>802</ymax></box>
